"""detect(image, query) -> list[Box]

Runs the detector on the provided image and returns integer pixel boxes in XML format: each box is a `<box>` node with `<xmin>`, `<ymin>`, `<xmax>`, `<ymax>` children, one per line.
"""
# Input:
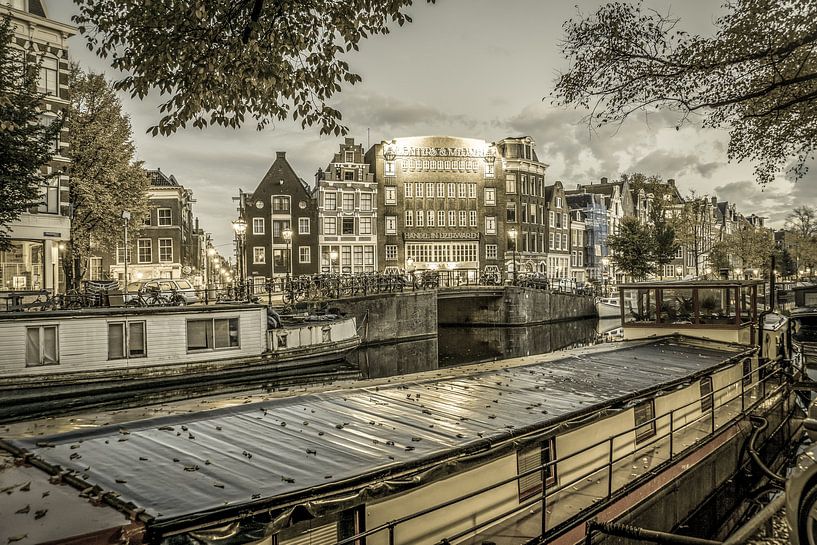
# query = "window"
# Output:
<box><xmin>158</xmin><ymin>208</ymin><xmax>172</xmax><ymax>226</ymax></box>
<box><xmin>438</xmin><ymin>210</ymin><xmax>446</xmax><ymax>227</ymax></box>
<box><xmin>405</xmin><ymin>183</ymin><xmax>413</xmax><ymax>198</ymax></box>
<box><xmin>427</xmin><ymin>210</ymin><xmax>435</xmax><ymax>227</ymax></box>
<box><xmin>517</xmin><ymin>438</ymin><xmax>556</xmax><ymax>501</ymax></box>
<box><xmin>38</xmin><ymin>56</ymin><xmax>58</xmax><ymax>96</ymax></box>
<box><xmin>273</xmin><ymin>220</ymin><xmax>290</xmax><ymax>238</ymax></box>
<box><xmin>342</xmin><ymin>193</ymin><xmax>355</xmax><ymax>212</ymax></box>
<box><xmin>299</xmin><ymin>217</ymin><xmax>310</xmax><ymax>235</ymax></box>
<box><xmin>299</xmin><ymin>246</ymin><xmax>311</xmax><ymax>263</ymax></box>
<box><xmin>143</xmin><ymin>211</ymin><xmax>150</xmax><ymax>226</ymax></box>
<box><xmin>137</xmin><ymin>239</ymin><xmax>152</xmax><ymax>263</ymax></box>
<box><xmin>448</xmin><ymin>183</ymin><xmax>456</xmax><ymax>198</ymax></box>
<box><xmin>469</xmin><ymin>210</ymin><xmax>477</xmax><ymax>227</ymax></box>
<box><xmin>486</xmin><ymin>244</ymin><xmax>498</xmax><ymax>260</ymax></box>
<box><xmin>437</xmin><ymin>183</ymin><xmax>445</xmax><ymax>197</ymax></box>
<box><xmin>484</xmin><ymin>187</ymin><xmax>496</xmax><ymax>206</ymax></box>
<box><xmin>416</xmin><ymin>183</ymin><xmax>424</xmax><ymax>198</ymax></box>
<box><xmin>563</xmin><ymin>233</ymin><xmax>568</xmax><ymax>249</ymax></box>
<box><xmin>252</xmin><ymin>217</ymin><xmax>264</xmax><ymax>235</ymax></box>
<box><xmin>507</xmin><ymin>202</ymin><xmax>517</xmax><ymax>223</ymax></box>
<box><xmin>700</xmin><ymin>377</ymin><xmax>714</xmax><ymax>413</ymax></box>
<box><xmin>385</xmin><ymin>216</ymin><xmax>397</xmax><ymax>234</ymax></box>
<box><xmin>468</xmin><ymin>183</ymin><xmax>477</xmax><ymax>199</ymax></box>
<box><xmin>385</xmin><ymin>186</ymin><xmax>396</xmax><ymax>205</ymax></box>
<box><xmin>416</xmin><ymin>210</ymin><xmax>424</xmax><ymax>227</ymax></box>
<box><xmin>458</xmin><ymin>184</ymin><xmax>467</xmax><ymax>198</ymax></box>
<box><xmin>344</xmin><ymin>170</ymin><xmax>355</xmax><ymax>181</ymax></box>
<box><xmin>342</xmin><ymin>217</ymin><xmax>355</xmax><ymax>235</ymax></box>
<box><xmin>344</xmin><ymin>150</ymin><xmax>354</xmax><ymax>163</ymax></box>
<box><xmin>448</xmin><ymin>210</ymin><xmax>456</xmax><ymax>227</ymax></box>
<box><xmin>116</xmin><ymin>244</ymin><xmax>131</xmax><ymax>265</ymax></box>
<box><xmin>405</xmin><ymin>210</ymin><xmax>414</xmax><ymax>227</ymax></box>
<box><xmin>187</xmin><ymin>318</ymin><xmax>239</xmax><ymax>351</ymax></box>
<box><xmin>634</xmin><ymin>400</ymin><xmax>656</xmax><ymax>443</ymax></box>
<box><xmin>385</xmin><ymin>161</ymin><xmax>395</xmax><ymax>176</ymax></box>
<box><xmin>158</xmin><ymin>239</ymin><xmax>173</xmax><ymax>263</ymax></box>
<box><xmin>549</xmin><ymin>211</ymin><xmax>555</xmax><ymax>227</ymax></box>
<box><xmin>556</xmin><ymin>197</ymin><xmax>562</xmax><ymax>208</ymax></box>
<box><xmin>272</xmin><ymin>196</ymin><xmax>290</xmax><ymax>212</ymax></box>
<box><xmin>253</xmin><ymin>247</ymin><xmax>266</xmax><ymax>264</ymax></box>
<box><xmin>459</xmin><ymin>210</ymin><xmax>466</xmax><ymax>227</ymax></box>
<box><xmin>506</xmin><ymin>174</ymin><xmax>517</xmax><ymax>194</ymax></box>
<box><xmin>563</xmin><ymin>213</ymin><xmax>569</xmax><ymax>227</ymax></box>
<box><xmin>26</xmin><ymin>326</ymin><xmax>58</xmax><ymax>366</ymax></box>
<box><xmin>426</xmin><ymin>183</ymin><xmax>434</xmax><ymax>198</ymax></box>
<box><xmin>485</xmin><ymin>216</ymin><xmax>497</xmax><ymax>235</ymax></box>
<box><xmin>385</xmin><ymin>245</ymin><xmax>397</xmax><ymax>260</ymax></box>
<box><xmin>360</xmin><ymin>217</ymin><xmax>372</xmax><ymax>235</ymax></box>
<box><xmin>324</xmin><ymin>192</ymin><xmax>337</xmax><ymax>210</ymax></box>
<box><xmin>323</xmin><ymin>217</ymin><xmax>337</xmax><ymax>235</ymax></box>
<box><xmin>742</xmin><ymin>358</ymin><xmax>753</xmax><ymax>387</ymax></box>
<box><xmin>108</xmin><ymin>322</ymin><xmax>146</xmax><ymax>360</ymax></box>
<box><xmin>360</xmin><ymin>193</ymin><xmax>373</xmax><ymax>212</ymax></box>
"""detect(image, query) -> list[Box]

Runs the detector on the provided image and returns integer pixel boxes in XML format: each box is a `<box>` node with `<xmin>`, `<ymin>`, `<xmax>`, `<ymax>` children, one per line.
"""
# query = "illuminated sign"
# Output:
<box><xmin>404</xmin><ymin>231</ymin><xmax>480</xmax><ymax>240</ymax></box>
<box><xmin>391</xmin><ymin>146</ymin><xmax>486</xmax><ymax>158</ymax></box>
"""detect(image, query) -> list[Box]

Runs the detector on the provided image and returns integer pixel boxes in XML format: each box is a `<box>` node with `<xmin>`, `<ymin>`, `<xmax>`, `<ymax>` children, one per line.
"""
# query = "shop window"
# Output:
<box><xmin>26</xmin><ymin>325</ymin><xmax>58</xmax><ymax>366</ymax></box>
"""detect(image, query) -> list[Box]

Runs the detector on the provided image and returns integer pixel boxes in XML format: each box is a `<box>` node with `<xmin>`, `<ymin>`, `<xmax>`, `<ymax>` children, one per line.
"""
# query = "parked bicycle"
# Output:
<box><xmin>125</xmin><ymin>286</ymin><xmax>171</xmax><ymax>307</ymax></box>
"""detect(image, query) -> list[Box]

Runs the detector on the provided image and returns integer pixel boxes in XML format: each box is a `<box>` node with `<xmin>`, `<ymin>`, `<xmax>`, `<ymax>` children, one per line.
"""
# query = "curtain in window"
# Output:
<box><xmin>187</xmin><ymin>321</ymin><xmax>210</xmax><ymax>350</ymax></box>
<box><xmin>42</xmin><ymin>326</ymin><xmax>57</xmax><ymax>364</ymax></box>
<box><xmin>129</xmin><ymin>323</ymin><xmax>145</xmax><ymax>356</ymax></box>
<box><xmin>108</xmin><ymin>323</ymin><xmax>125</xmax><ymax>359</ymax></box>
<box><xmin>26</xmin><ymin>328</ymin><xmax>40</xmax><ymax>365</ymax></box>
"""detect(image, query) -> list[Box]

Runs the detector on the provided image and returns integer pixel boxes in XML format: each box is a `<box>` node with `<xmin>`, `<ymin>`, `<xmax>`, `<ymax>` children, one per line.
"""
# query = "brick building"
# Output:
<box><xmin>240</xmin><ymin>152</ymin><xmax>319</xmax><ymax>288</ymax></box>
<box><xmin>1</xmin><ymin>0</ymin><xmax>74</xmax><ymax>293</ymax></box>
<box><xmin>366</xmin><ymin>136</ymin><xmax>505</xmax><ymax>282</ymax></box>
<box><xmin>315</xmin><ymin>138</ymin><xmax>378</xmax><ymax>273</ymax></box>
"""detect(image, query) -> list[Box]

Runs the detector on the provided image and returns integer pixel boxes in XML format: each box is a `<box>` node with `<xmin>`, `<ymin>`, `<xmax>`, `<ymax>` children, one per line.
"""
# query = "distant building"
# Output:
<box><xmin>495</xmin><ymin>137</ymin><xmax>549</xmax><ymax>276</ymax></box>
<box><xmin>366</xmin><ymin>136</ymin><xmax>504</xmax><ymax>282</ymax></box>
<box><xmin>569</xmin><ymin>210</ymin><xmax>586</xmax><ymax>283</ymax></box>
<box><xmin>1</xmin><ymin>1</ymin><xmax>75</xmax><ymax>293</ymax></box>
<box><xmin>315</xmin><ymin>138</ymin><xmax>378</xmax><ymax>273</ymax></box>
<box><xmin>544</xmin><ymin>181</ymin><xmax>571</xmax><ymax>279</ymax></box>
<box><xmin>566</xmin><ymin>193</ymin><xmax>608</xmax><ymax>282</ymax></box>
<box><xmin>104</xmin><ymin>169</ymin><xmax>198</xmax><ymax>284</ymax></box>
<box><xmin>240</xmin><ymin>152</ymin><xmax>319</xmax><ymax>290</ymax></box>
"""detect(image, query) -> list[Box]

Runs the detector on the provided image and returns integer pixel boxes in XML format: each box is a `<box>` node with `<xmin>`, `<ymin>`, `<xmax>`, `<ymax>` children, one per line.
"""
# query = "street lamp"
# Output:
<box><xmin>121</xmin><ymin>210</ymin><xmax>131</xmax><ymax>298</ymax></box>
<box><xmin>232</xmin><ymin>218</ymin><xmax>247</xmax><ymax>298</ymax></box>
<box><xmin>508</xmin><ymin>227</ymin><xmax>518</xmax><ymax>284</ymax></box>
<box><xmin>330</xmin><ymin>249</ymin><xmax>338</xmax><ymax>274</ymax></box>
<box><xmin>282</xmin><ymin>226</ymin><xmax>293</xmax><ymax>303</ymax></box>
<box><xmin>601</xmin><ymin>257</ymin><xmax>610</xmax><ymax>296</ymax></box>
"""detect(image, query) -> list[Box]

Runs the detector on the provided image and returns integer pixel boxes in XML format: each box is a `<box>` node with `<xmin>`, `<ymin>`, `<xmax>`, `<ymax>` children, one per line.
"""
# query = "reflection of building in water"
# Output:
<box><xmin>367</xmin><ymin>136</ymin><xmax>504</xmax><ymax>283</ymax></box>
<box><xmin>438</xmin><ymin>319</ymin><xmax>598</xmax><ymax>368</ymax></box>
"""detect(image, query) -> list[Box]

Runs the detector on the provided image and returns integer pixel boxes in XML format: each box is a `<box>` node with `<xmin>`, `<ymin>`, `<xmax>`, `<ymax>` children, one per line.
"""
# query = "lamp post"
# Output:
<box><xmin>508</xmin><ymin>227</ymin><xmax>518</xmax><ymax>285</ymax></box>
<box><xmin>282</xmin><ymin>226</ymin><xmax>293</xmax><ymax>303</ymax></box>
<box><xmin>205</xmin><ymin>247</ymin><xmax>216</xmax><ymax>303</ymax></box>
<box><xmin>121</xmin><ymin>210</ymin><xmax>131</xmax><ymax>298</ymax></box>
<box><xmin>232</xmin><ymin>218</ymin><xmax>247</xmax><ymax>299</ymax></box>
<box><xmin>601</xmin><ymin>257</ymin><xmax>610</xmax><ymax>296</ymax></box>
<box><xmin>330</xmin><ymin>249</ymin><xmax>338</xmax><ymax>274</ymax></box>
<box><xmin>676</xmin><ymin>265</ymin><xmax>683</xmax><ymax>279</ymax></box>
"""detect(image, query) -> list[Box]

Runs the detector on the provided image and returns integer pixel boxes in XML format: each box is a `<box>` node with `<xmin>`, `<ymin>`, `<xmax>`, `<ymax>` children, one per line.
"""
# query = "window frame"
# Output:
<box><xmin>108</xmin><ymin>321</ymin><xmax>147</xmax><ymax>360</ymax></box>
<box><xmin>634</xmin><ymin>400</ymin><xmax>656</xmax><ymax>443</ymax></box>
<box><xmin>158</xmin><ymin>238</ymin><xmax>173</xmax><ymax>263</ymax></box>
<box><xmin>252</xmin><ymin>217</ymin><xmax>265</xmax><ymax>235</ymax></box>
<box><xmin>298</xmin><ymin>217</ymin><xmax>310</xmax><ymax>235</ymax></box>
<box><xmin>137</xmin><ymin>239</ymin><xmax>152</xmax><ymax>263</ymax></box>
<box><xmin>186</xmin><ymin>318</ymin><xmax>240</xmax><ymax>352</ymax></box>
<box><xmin>25</xmin><ymin>325</ymin><xmax>59</xmax><ymax>366</ymax></box>
<box><xmin>253</xmin><ymin>246</ymin><xmax>266</xmax><ymax>264</ymax></box>
<box><xmin>157</xmin><ymin>208</ymin><xmax>172</xmax><ymax>226</ymax></box>
<box><xmin>299</xmin><ymin>246</ymin><xmax>311</xmax><ymax>264</ymax></box>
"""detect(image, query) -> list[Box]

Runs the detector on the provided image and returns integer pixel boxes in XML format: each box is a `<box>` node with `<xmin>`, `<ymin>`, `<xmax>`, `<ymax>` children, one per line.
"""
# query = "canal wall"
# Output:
<box><xmin>330</xmin><ymin>290</ymin><xmax>439</xmax><ymax>377</ymax></box>
<box><xmin>437</xmin><ymin>286</ymin><xmax>595</xmax><ymax>326</ymax></box>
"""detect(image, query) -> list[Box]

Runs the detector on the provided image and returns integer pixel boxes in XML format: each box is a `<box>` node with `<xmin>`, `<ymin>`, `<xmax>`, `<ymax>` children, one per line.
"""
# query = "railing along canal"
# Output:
<box><xmin>335</xmin><ymin>355</ymin><xmax>790</xmax><ymax>545</ymax></box>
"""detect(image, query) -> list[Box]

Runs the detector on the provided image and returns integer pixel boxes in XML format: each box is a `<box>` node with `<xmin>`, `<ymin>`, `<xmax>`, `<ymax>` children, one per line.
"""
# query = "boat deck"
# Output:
<box><xmin>4</xmin><ymin>336</ymin><xmax>752</xmax><ymax>532</ymax></box>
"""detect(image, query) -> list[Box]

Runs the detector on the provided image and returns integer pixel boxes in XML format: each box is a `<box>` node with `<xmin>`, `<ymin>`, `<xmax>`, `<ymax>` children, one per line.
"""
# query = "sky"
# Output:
<box><xmin>44</xmin><ymin>0</ymin><xmax>812</xmax><ymax>250</ymax></box>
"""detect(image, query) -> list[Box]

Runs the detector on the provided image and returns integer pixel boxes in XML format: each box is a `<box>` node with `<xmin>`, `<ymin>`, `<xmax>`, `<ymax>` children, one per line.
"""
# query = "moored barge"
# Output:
<box><xmin>0</xmin><ymin>281</ymin><xmax>800</xmax><ymax>545</ymax></box>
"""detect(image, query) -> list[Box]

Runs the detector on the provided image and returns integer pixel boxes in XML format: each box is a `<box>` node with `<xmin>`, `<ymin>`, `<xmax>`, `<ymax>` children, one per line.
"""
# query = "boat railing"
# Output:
<box><xmin>336</xmin><ymin>355</ymin><xmax>789</xmax><ymax>545</ymax></box>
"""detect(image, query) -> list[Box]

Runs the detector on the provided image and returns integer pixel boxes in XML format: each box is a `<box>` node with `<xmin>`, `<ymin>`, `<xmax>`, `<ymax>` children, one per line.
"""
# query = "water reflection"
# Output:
<box><xmin>351</xmin><ymin>336</ymin><xmax>439</xmax><ymax>378</ymax></box>
<box><xmin>439</xmin><ymin>317</ymin><xmax>611</xmax><ymax>368</ymax></box>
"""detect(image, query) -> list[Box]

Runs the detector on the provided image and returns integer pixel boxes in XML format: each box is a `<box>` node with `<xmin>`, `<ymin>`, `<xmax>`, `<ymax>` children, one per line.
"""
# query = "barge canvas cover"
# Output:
<box><xmin>3</xmin><ymin>336</ymin><xmax>761</xmax><ymax>544</ymax></box>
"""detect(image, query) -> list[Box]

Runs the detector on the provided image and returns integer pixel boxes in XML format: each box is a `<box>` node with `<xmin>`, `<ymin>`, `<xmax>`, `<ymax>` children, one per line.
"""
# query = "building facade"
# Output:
<box><xmin>566</xmin><ymin>192</ymin><xmax>608</xmax><ymax>282</ymax></box>
<box><xmin>104</xmin><ymin>169</ymin><xmax>198</xmax><ymax>284</ymax></box>
<box><xmin>495</xmin><ymin>137</ymin><xmax>549</xmax><ymax>276</ymax></box>
<box><xmin>315</xmin><ymin>138</ymin><xmax>378</xmax><ymax>274</ymax></box>
<box><xmin>241</xmin><ymin>152</ymin><xmax>319</xmax><ymax>288</ymax></box>
<box><xmin>366</xmin><ymin>136</ymin><xmax>505</xmax><ymax>282</ymax></box>
<box><xmin>1</xmin><ymin>0</ymin><xmax>74</xmax><ymax>293</ymax></box>
<box><xmin>544</xmin><ymin>181</ymin><xmax>571</xmax><ymax>279</ymax></box>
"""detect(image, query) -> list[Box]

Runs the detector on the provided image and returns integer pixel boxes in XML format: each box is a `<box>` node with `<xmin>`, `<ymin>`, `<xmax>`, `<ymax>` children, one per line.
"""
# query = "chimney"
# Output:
<box><xmin>600</xmin><ymin>177</ymin><xmax>608</xmax><ymax>184</ymax></box>
<box><xmin>276</xmin><ymin>151</ymin><xmax>286</xmax><ymax>159</ymax></box>
<box><xmin>315</xmin><ymin>168</ymin><xmax>324</xmax><ymax>185</ymax></box>
<box><xmin>667</xmin><ymin>178</ymin><xmax>675</xmax><ymax>186</ymax></box>
<box><xmin>344</xmin><ymin>137</ymin><xmax>354</xmax><ymax>145</ymax></box>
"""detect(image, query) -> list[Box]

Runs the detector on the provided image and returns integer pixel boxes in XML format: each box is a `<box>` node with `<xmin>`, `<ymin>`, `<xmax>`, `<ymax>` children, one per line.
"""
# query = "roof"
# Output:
<box><xmin>147</xmin><ymin>169</ymin><xmax>180</xmax><ymax>187</ymax></box>
<box><xmin>8</xmin><ymin>337</ymin><xmax>751</xmax><ymax>534</ymax></box>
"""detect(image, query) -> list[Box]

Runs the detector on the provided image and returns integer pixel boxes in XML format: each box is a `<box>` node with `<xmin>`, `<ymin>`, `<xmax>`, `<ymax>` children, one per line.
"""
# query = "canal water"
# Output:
<box><xmin>351</xmin><ymin>316</ymin><xmax>620</xmax><ymax>379</ymax></box>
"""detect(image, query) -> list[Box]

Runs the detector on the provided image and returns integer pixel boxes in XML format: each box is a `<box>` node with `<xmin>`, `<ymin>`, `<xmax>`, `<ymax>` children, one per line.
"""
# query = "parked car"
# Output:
<box><xmin>124</xmin><ymin>278</ymin><xmax>199</xmax><ymax>304</ymax></box>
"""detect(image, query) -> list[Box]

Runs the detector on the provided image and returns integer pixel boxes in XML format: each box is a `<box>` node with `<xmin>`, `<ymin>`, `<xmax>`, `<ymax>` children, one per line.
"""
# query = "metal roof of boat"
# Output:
<box><xmin>7</xmin><ymin>337</ymin><xmax>751</xmax><ymax>530</ymax></box>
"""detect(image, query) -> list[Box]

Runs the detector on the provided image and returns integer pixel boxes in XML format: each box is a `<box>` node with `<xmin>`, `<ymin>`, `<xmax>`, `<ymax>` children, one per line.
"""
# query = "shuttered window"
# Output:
<box><xmin>517</xmin><ymin>438</ymin><xmax>556</xmax><ymax>501</ymax></box>
<box><xmin>634</xmin><ymin>400</ymin><xmax>656</xmax><ymax>443</ymax></box>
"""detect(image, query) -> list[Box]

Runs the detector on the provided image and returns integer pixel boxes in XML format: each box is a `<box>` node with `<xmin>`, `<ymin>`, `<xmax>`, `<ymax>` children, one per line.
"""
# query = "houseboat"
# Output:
<box><xmin>595</xmin><ymin>296</ymin><xmax>623</xmax><ymax>318</ymax></box>
<box><xmin>0</xmin><ymin>281</ymin><xmax>799</xmax><ymax>545</ymax></box>
<box><xmin>0</xmin><ymin>304</ymin><xmax>360</xmax><ymax>420</ymax></box>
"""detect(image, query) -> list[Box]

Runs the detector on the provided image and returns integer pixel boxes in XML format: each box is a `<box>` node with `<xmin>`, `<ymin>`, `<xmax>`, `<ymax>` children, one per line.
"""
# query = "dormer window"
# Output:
<box><xmin>345</xmin><ymin>151</ymin><xmax>354</xmax><ymax>163</ymax></box>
